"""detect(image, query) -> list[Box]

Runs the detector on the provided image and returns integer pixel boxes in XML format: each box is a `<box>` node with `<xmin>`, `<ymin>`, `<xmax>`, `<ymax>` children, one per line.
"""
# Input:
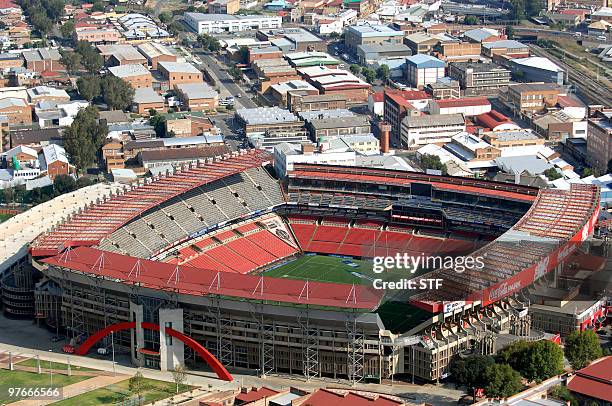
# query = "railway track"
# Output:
<box><xmin>530</xmin><ymin>44</ymin><xmax>612</xmax><ymax>106</ymax></box>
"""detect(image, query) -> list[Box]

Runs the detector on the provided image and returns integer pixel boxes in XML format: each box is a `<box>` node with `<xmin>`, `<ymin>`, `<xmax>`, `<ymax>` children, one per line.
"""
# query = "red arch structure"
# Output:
<box><xmin>75</xmin><ymin>321</ymin><xmax>233</xmax><ymax>381</ymax></box>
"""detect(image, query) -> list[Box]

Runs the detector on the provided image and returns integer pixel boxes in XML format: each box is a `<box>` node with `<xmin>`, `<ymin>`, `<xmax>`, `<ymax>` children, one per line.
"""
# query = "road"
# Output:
<box><xmin>195</xmin><ymin>53</ymin><xmax>258</xmax><ymax>110</ymax></box>
<box><xmin>0</xmin><ymin>316</ymin><xmax>464</xmax><ymax>405</ymax></box>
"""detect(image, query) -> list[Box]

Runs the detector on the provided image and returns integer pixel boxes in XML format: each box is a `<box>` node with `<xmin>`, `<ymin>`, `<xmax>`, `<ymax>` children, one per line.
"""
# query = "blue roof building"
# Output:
<box><xmin>405</xmin><ymin>54</ymin><xmax>445</xmax><ymax>88</ymax></box>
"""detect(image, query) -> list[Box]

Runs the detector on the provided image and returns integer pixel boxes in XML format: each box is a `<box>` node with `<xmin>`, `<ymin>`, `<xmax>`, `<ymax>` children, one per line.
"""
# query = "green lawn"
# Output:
<box><xmin>0</xmin><ymin>213</ymin><xmax>13</xmax><ymax>223</ymax></box>
<box><xmin>0</xmin><ymin>369</ymin><xmax>91</xmax><ymax>404</ymax></box>
<box><xmin>17</xmin><ymin>359</ymin><xmax>97</xmax><ymax>372</ymax></box>
<box><xmin>51</xmin><ymin>379</ymin><xmax>192</xmax><ymax>406</ymax></box>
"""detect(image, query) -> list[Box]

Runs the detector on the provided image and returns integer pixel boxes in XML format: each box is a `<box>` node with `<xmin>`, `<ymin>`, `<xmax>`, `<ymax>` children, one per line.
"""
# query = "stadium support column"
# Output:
<box><xmin>346</xmin><ymin>314</ymin><xmax>364</xmax><ymax>386</ymax></box>
<box><xmin>159</xmin><ymin>308</ymin><xmax>185</xmax><ymax>372</ymax></box>
<box><xmin>298</xmin><ymin>311</ymin><xmax>319</xmax><ymax>381</ymax></box>
<box><xmin>129</xmin><ymin>301</ymin><xmax>145</xmax><ymax>367</ymax></box>
<box><xmin>204</xmin><ymin>295</ymin><xmax>233</xmax><ymax>367</ymax></box>
<box><xmin>249</xmin><ymin>302</ymin><xmax>275</xmax><ymax>377</ymax></box>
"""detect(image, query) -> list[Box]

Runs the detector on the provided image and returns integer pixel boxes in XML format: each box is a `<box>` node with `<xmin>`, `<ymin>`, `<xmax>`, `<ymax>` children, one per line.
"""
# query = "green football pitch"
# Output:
<box><xmin>260</xmin><ymin>255</ymin><xmax>410</xmax><ymax>285</ymax></box>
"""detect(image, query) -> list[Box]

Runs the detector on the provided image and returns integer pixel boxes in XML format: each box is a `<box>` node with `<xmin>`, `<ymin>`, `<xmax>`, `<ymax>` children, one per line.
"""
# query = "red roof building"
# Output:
<box><xmin>235</xmin><ymin>387</ymin><xmax>282</xmax><ymax>404</ymax></box>
<box><xmin>301</xmin><ymin>389</ymin><xmax>406</xmax><ymax>406</ymax></box>
<box><xmin>430</xmin><ymin>97</ymin><xmax>491</xmax><ymax>116</ymax></box>
<box><xmin>475</xmin><ymin>110</ymin><xmax>520</xmax><ymax>132</ymax></box>
<box><xmin>567</xmin><ymin>357</ymin><xmax>612</xmax><ymax>403</ymax></box>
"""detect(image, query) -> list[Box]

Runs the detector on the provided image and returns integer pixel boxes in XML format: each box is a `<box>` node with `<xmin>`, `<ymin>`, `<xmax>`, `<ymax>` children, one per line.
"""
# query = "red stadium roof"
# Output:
<box><xmin>40</xmin><ymin>246</ymin><xmax>383</xmax><ymax>311</ymax></box>
<box><xmin>31</xmin><ymin>150</ymin><xmax>271</xmax><ymax>257</ymax></box>
<box><xmin>288</xmin><ymin>164</ymin><xmax>538</xmax><ymax>202</ymax></box>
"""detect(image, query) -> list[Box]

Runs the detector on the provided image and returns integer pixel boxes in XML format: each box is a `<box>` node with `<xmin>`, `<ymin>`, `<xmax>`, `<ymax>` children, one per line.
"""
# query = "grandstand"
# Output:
<box><xmin>22</xmin><ymin>157</ymin><xmax>601</xmax><ymax>384</ymax></box>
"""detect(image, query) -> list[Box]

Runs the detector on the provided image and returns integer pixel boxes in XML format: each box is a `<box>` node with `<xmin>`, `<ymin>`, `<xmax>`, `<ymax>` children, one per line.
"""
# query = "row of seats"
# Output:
<box><xmin>98</xmin><ymin>167</ymin><xmax>284</xmax><ymax>258</ymax></box>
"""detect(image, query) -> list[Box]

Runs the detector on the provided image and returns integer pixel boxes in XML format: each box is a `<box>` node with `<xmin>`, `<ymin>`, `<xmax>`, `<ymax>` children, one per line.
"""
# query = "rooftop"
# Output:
<box><xmin>435</xmin><ymin>97</ymin><xmax>490</xmax><ymax>108</ymax></box>
<box><xmin>309</xmin><ymin>115</ymin><xmax>370</xmax><ymax>130</ymax></box>
<box><xmin>450</xmin><ymin>61</ymin><xmax>509</xmax><ymax>73</ymax></box>
<box><xmin>403</xmin><ymin>113</ymin><xmax>465</xmax><ymax>128</ymax></box>
<box><xmin>406</xmin><ymin>53</ymin><xmax>444</xmax><ymax>68</ymax></box>
<box><xmin>482</xmin><ymin>40</ymin><xmax>528</xmax><ymax>50</ymax></box>
<box><xmin>108</xmin><ymin>64</ymin><xmax>151</xmax><ymax>78</ymax></box>
<box><xmin>174</xmin><ymin>82</ymin><xmax>218</xmax><ymax>99</ymax></box>
<box><xmin>511</xmin><ymin>56</ymin><xmax>564</xmax><ymax>73</ymax></box>
<box><xmin>158</xmin><ymin>61</ymin><xmax>200</xmax><ymax>74</ymax></box>
<box><xmin>237</xmin><ymin>106</ymin><xmax>301</xmax><ymax>125</ymax></box>
<box><xmin>133</xmin><ymin>87</ymin><xmax>164</xmax><ymax>104</ymax></box>
<box><xmin>347</xmin><ymin>24</ymin><xmax>404</xmax><ymax>38</ymax></box>
<box><xmin>184</xmin><ymin>12</ymin><xmax>279</xmax><ymax>22</ymax></box>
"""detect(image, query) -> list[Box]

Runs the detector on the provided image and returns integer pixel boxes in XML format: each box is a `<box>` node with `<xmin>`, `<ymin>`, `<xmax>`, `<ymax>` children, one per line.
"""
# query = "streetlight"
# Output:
<box><xmin>111</xmin><ymin>331</ymin><xmax>116</xmax><ymax>377</ymax></box>
<box><xmin>48</xmin><ymin>350</ymin><xmax>53</xmax><ymax>387</ymax></box>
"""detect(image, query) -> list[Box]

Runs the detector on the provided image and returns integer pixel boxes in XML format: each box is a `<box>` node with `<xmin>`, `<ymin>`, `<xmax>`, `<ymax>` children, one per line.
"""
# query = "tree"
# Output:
<box><xmin>159</xmin><ymin>11</ymin><xmax>172</xmax><ymax>24</ymax></box>
<box><xmin>464</xmin><ymin>15</ymin><xmax>480</xmax><ymax>25</ymax></box>
<box><xmin>506</xmin><ymin>25</ymin><xmax>515</xmax><ymax>40</ymax></box>
<box><xmin>376</xmin><ymin>64</ymin><xmax>390</xmax><ymax>83</ymax></box>
<box><xmin>149</xmin><ymin>113</ymin><xmax>167</xmax><ymax>138</ymax></box>
<box><xmin>59</xmin><ymin>49</ymin><xmax>81</xmax><ymax>75</ymax></box>
<box><xmin>362</xmin><ymin>67</ymin><xmax>376</xmax><ymax>84</ymax></box>
<box><xmin>498</xmin><ymin>340</ymin><xmax>563</xmax><ymax>383</ymax></box>
<box><xmin>451</xmin><ymin>355</ymin><xmax>495</xmax><ymax>400</ymax></box>
<box><xmin>128</xmin><ymin>371</ymin><xmax>146</xmax><ymax>403</ymax></box>
<box><xmin>63</xmin><ymin>106</ymin><xmax>107</xmax><ymax>172</ymax></box>
<box><xmin>544</xmin><ymin>168</ymin><xmax>562</xmax><ymax>181</ymax></box>
<box><xmin>565</xmin><ymin>330</ymin><xmax>603</xmax><ymax>370</ymax></box>
<box><xmin>102</xmin><ymin>76</ymin><xmax>134</xmax><ymax>111</ymax></box>
<box><xmin>60</xmin><ymin>20</ymin><xmax>75</xmax><ymax>39</ymax></box>
<box><xmin>92</xmin><ymin>1</ymin><xmax>104</xmax><ymax>12</ymax></box>
<box><xmin>75</xmin><ymin>41</ymin><xmax>103</xmax><ymax>74</ymax></box>
<box><xmin>239</xmin><ymin>46</ymin><xmax>249</xmax><ymax>63</ymax></box>
<box><xmin>484</xmin><ymin>364</ymin><xmax>523</xmax><ymax>398</ymax></box>
<box><xmin>77</xmin><ymin>76</ymin><xmax>101</xmax><ymax>101</ymax></box>
<box><xmin>171</xmin><ymin>364</ymin><xmax>187</xmax><ymax>394</ymax></box>
<box><xmin>349</xmin><ymin>64</ymin><xmax>361</xmax><ymax>75</ymax></box>
<box><xmin>510</xmin><ymin>0</ymin><xmax>526</xmax><ymax>21</ymax></box>
<box><xmin>607</xmin><ymin>159</ymin><xmax>612</xmax><ymax>174</ymax></box>
<box><xmin>549</xmin><ymin>385</ymin><xmax>578</xmax><ymax>406</ymax></box>
<box><xmin>420</xmin><ymin>154</ymin><xmax>447</xmax><ymax>174</ymax></box>
<box><xmin>228</xmin><ymin>65</ymin><xmax>243</xmax><ymax>81</ymax></box>
<box><xmin>53</xmin><ymin>174</ymin><xmax>76</xmax><ymax>194</ymax></box>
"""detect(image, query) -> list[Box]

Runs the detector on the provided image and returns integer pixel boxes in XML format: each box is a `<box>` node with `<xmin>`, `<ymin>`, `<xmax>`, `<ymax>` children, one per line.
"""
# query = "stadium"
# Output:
<box><xmin>8</xmin><ymin>148</ymin><xmax>601</xmax><ymax>384</ymax></box>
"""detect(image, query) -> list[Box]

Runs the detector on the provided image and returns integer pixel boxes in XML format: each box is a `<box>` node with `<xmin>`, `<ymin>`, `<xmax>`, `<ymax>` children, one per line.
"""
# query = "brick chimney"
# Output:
<box><xmin>378</xmin><ymin>122</ymin><xmax>391</xmax><ymax>154</ymax></box>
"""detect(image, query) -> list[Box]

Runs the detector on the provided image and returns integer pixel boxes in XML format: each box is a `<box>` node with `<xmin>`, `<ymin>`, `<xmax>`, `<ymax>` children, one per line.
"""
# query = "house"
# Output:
<box><xmin>132</xmin><ymin>87</ymin><xmax>165</xmax><ymax>115</ymax></box>
<box><xmin>0</xmin><ymin>98</ymin><xmax>31</xmax><ymax>124</ymax></box>
<box><xmin>74</xmin><ymin>27</ymin><xmax>122</xmax><ymax>45</ymax></box>
<box><xmin>108</xmin><ymin>64</ymin><xmax>153</xmax><ymax>89</ymax></box>
<box><xmin>99</xmin><ymin>44</ymin><xmax>148</xmax><ymax>67</ymax></box>
<box><xmin>22</xmin><ymin>49</ymin><xmax>63</xmax><ymax>73</ymax></box>
<box><xmin>137</xmin><ymin>42</ymin><xmax>177</xmax><ymax>70</ymax></box>
<box><xmin>27</xmin><ymin>86</ymin><xmax>70</xmax><ymax>104</ymax></box>
<box><xmin>34</xmin><ymin>100</ymin><xmax>89</xmax><ymax>128</ymax></box>
<box><xmin>173</xmin><ymin>83</ymin><xmax>218</xmax><ymax>111</ymax></box>
<box><xmin>38</xmin><ymin>144</ymin><xmax>75</xmax><ymax>179</ymax></box>
<box><xmin>157</xmin><ymin>61</ymin><xmax>203</xmax><ymax>87</ymax></box>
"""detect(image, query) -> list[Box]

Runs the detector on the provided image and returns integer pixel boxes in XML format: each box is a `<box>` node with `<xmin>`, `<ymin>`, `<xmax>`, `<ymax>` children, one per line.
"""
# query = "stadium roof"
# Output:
<box><xmin>40</xmin><ymin>246</ymin><xmax>383</xmax><ymax>310</ymax></box>
<box><xmin>30</xmin><ymin>150</ymin><xmax>271</xmax><ymax>257</ymax></box>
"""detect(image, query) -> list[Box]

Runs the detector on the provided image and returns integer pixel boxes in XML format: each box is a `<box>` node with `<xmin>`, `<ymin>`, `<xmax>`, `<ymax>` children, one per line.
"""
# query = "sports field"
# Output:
<box><xmin>262</xmin><ymin>255</ymin><xmax>407</xmax><ymax>285</ymax></box>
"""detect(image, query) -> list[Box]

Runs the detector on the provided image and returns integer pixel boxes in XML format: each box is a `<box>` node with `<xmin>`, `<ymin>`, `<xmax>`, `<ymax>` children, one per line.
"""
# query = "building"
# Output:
<box><xmin>356</xmin><ymin>44</ymin><xmax>411</xmax><ymax>64</ymax></box>
<box><xmin>307</xmin><ymin>115</ymin><xmax>371</xmax><ymax>139</ymax></box>
<box><xmin>427</xmin><ymin>78</ymin><xmax>461</xmax><ymax>100</ymax></box>
<box><xmin>0</xmin><ymin>52</ymin><xmax>25</xmax><ymax>70</ymax></box>
<box><xmin>483</xmin><ymin>130</ymin><xmax>545</xmax><ymax>148</ymax></box>
<box><xmin>504</xmin><ymin>83</ymin><xmax>564</xmax><ymax>113</ymax></box>
<box><xmin>235</xmin><ymin>106</ymin><xmax>307</xmax><ymax>150</ymax></box>
<box><xmin>269</xmin><ymin>80</ymin><xmax>318</xmax><ymax>107</ymax></box>
<box><xmin>173</xmin><ymin>83</ymin><xmax>219</xmax><ymax>112</ymax></box>
<box><xmin>448</xmin><ymin>62</ymin><xmax>511</xmax><ymax>97</ymax></box>
<box><xmin>39</xmin><ymin>144</ymin><xmax>75</xmax><ymax>180</ymax></box>
<box><xmin>108</xmin><ymin>64</ymin><xmax>153</xmax><ymax>89</ymax></box>
<box><xmin>532</xmin><ymin>110</ymin><xmax>586</xmax><ymax>142</ymax></box>
<box><xmin>567</xmin><ymin>357</ymin><xmax>612</xmax><ymax>404</ymax></box>
<box><xmin>434</xmin><ymin>41</ymin><xmax>481</xmax><ymax>63</ymax></box>
<box><xmin>208</xmin><ymin>0</ymin><xmax>241</xmax><ymax>14</ymax></box>
<box><xmin>9</xmin><ymin>128</ymin><xmax>62</xmax><ymax>150</ymax></box>
<box><xmin>284</xmin><ymin>52</ymin><xmax>340</xmax><ymax>68</ymax></box>
<box><xmin>27</xmin><ymin>86</ymin><xmax>70</xmax><ymax>104</ymax></box>
<box><xmin>591</xmin><ymin>6</ymin><xmax>612</xmax><ymax>22</ymax></box>
<box><xmin>183</xmin><ymin>13</ymin><xmax>282</xmax><ymax>35</ymax></box>
<box><xmin>22</xmin><ymin>49</ymin><xmax>63</xmax><ymax>73</ymax></box>
<box><xmin>404</xmin><ymin>32</ymin><xmax>439</xmax><ymax>54</ymax></box>
<box><xmin>405</xmin><ymin>54</ymin><xmax>445</xmax><ymax>88</ymax></box>
<box><xmin>75</xmin><ymin>28</ymin><xmax>122</xmax><ymax>45</ymax></box>
<box><xmin>118</xmin><ymin>13</ymin><xmax>170</xmax><ymax>40</ymax></box>
<box><xmin>287</xmin><ymin>93</ymin><xmax>347</xmax><ymax>112</ymax></box>
<box><xmin>137</xmin><ymin>42</ymin><xmax>177</xmax><ymax>70</ymax></box>
<box><xmin>0</xmin><ymin>98</ymin><xmax>31</xmax><ymax>125</ymax></box>
<box><xmin>368</xmin><ymin>92</ymin><xmax>384</xmax><ymax>117</ymax></box>
<box><xmin>482</xmin><ymin>40</ymin><xmax>530</xmax><ymax>58</ymax></box>
<box><xmin>430</xmin><ymin>97</ymin><xmax>491</xmax><ymax>117</ymax></box>
<box><xmin>252</xmin><ymin>59</ymin><xmax>300</xmax><ymax>93</ymax></box>
<box><xmin>299</xmin><ymin>66</ymin><xmax>371</xmax><ymax>104</ymax></box>
<box><xmin>122</xmin><ymin>135</ymin><xmax>225</xmax><ymax>161</ymax></box>
<box><xmin>138</xmin><ymin>146</ymin><xmax>229</xmax><ymax>170</ymax></box>
<box><xmin>257</xmin><ymin>28</ymin><xmax>325</xmax><ymax>52</ymax></box>
<box><xmin>476</xmin><ymin>110</ymin><xmax>521</xmax><ymax>132</ymax></box>
<box><xmin>344</xmin><ymin>24</ymin><xmax>404</xmax><ymax>52</ymax></box>
<box><xmin>587</xmin><ymin>111</ymin><xmax>612</xmax><ymax>173</ymax></box>
<box><xmin>34</xmin><ymin>100</ymin><xmax>89</xmax><ymax>128</ymax></box>
<box><xmin>248</xmin><ymin>46</ymin><xmax>283</xmax><ymax>64</ymax></box>
<box><xmin>383</xmin><ymin>89</ymin><xmax>431</xmax><ymax>145</ymax></box>
<box><xmin>400</xmin><ymin>113</ymin><xmax>466</xmax><ymax>147</ymax></box>
<box><xmin>100</xmin><ymin>45</ymin><xmax>148</xmax><ymax>67</ymax></box>
<box><xmin>509</xmin><ymin>57</ymin><xmax>565</xmax><ymax>85</ymax></box>
<box><xmin>132</xmin><ymin>87</ymin><xmax>165</xmax><ymax>115</ymax></box>
<box><xmin>463</xmin><ymin>28</ymin><xmax>501</xmax><ymax>44</ymax></box>
<box><xmin>157</xmin><ymin>62</ymin><xmax>203</xmax><ymax>87</ymax></box>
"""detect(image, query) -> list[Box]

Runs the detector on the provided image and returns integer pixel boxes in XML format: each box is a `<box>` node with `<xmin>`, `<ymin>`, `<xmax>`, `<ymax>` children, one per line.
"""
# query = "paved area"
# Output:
<box><xmin>0</xmin><ymin>316</ymin><xmax>465</xmax><ymax>405</ymax></box>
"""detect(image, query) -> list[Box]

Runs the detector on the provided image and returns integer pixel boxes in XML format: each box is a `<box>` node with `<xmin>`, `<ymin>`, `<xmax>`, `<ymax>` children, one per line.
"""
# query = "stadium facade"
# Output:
<box><xmin>11</xmin><ymin>149</ymin><xmax>602</xmax><ymax>383</ymax></box>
